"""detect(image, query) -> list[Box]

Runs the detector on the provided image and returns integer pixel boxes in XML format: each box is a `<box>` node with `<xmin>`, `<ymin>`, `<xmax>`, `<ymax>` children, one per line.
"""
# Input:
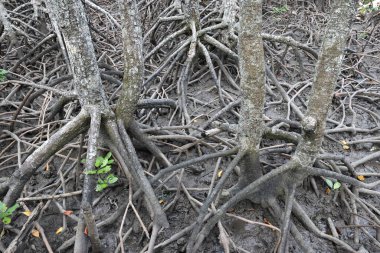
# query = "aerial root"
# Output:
<box><xmin>269</xmin><ymin>200</ymin><xmax>313</xmax><ymax>253</ymax></box>
<box><xmin>292</xmin><ymin>200</ymin><xmax>356</xmax><ymax>252</ymax></box>
<box><xmin>74</xmin><ymin>108</ymin><xmax>102</xmax><ymax>252</ymax></box>
<box><xmin>278</xmin><ymin>184</ymin><xmax>296</xmax><ymax>253</ymax></box>
<box><xmin>4</xmin><ymin>109</ymin><xmax>90</xmax><ymax>206</ymax></box>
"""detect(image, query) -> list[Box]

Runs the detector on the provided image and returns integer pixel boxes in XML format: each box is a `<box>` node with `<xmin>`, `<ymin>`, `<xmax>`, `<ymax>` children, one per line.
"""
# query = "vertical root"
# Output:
<box><xmin>74</xmin><ymin>108</ymin><xmax>102</xmax><ymax>253</ymax></box>
<box><xmin>278</xmin><ymin>184</ymin><xmax>296</xmax><ymax>253</ymax></box>
<box><xmin>105</xmin><ymin>119</ymin><xmax>169</xmax><ymax>229</ymax></box>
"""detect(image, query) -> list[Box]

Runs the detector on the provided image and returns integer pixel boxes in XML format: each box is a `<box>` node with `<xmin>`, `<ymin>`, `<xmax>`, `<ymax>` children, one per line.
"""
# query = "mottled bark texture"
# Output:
<box><xmin>294</xmin><ymin>0</ymin><xmax>355</xmax><ymax>166</ymax></box>
<box><xmin>116</xmin><ymin>0</ymin><xmax>170</xmax><ymax>229</ymax></box>
<box><xmin>46</xmin><ymin>0</ymin><xmax>108</xmax><ymax>109</ymax></box>
<box><xmin>247</xmin><ymin>0</ymin><xmax>356</xmax><ymax>200</ymax></box>
<box><xmin>190</xmin><ymin>1</ymin><xmax>356</xmax><ymax>251</ymax></box>
<box><xmin>221</xmin><ymin>0</ymin><xmax>238</xmax><ymax>44</ymax></box>
<box><xmin>116</xmin><ymin>0</ymin><xmax>144</xmax><ymax>127</ymax></box>
<box><xmin>3</xmin><ymin>0</ymin><xmax>170</xmax><ymax>252</ymax></box>
<box><xmin>222</xmin><ymin>0</ymin><xmax>238</xmax><ymax>26</ymax></box>
<box><xmin>182</xmin><ymin>0</ymin><xmax>200</xmax><ymax>24</ymax></box>
<box><xmin>74</xmin><ymin>109</ymin><xmax>101</xmax><ymax>253</ymax></box>
<box><xmin>0</xmin><ymin>1</ymin><xmax>15</xmax><ymax>42</ymax></box>
<box><xmin>44</xmin><ymin>2</ymin><xmax>111</xmax><ymax>252</ymax></box>
<box><xmin>236</xmin><ymin>0</ymin><xmax>355</xmax><ymax>196</ymax></box>
<box><xmin>237</xmin><ymin>0</ymin><xmax>266</xmax><ymax>189</ymax></box>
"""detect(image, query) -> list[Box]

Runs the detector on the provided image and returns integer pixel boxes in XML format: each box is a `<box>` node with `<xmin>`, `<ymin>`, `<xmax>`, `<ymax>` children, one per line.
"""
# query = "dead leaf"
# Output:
<box><xmin>325</xmin><ymin>187</ymin><xmax>331</xmax><ymax>194</ymax></box>
<box><xmin>159</xmin><ymin>199</ymin><xmax>165</xmax><ymax>205</ymax></box>
<box><xmin>357</xmin><ymin>175</ymin><xmax>365</xmax><ymax>181</ymax></box>
<box><xmin>340</xmin><ymin>140</ymin><xmax>350</xmax><ymax>150</ymax></box>
<box><xmin>217</xmin><ymin>170</ymin><xmax>223</xmax><ymax>178</ymax></box>
<box><xmin>84</xmin><ymin>227</ymin><xmax>88</xmax><ymax>236</ymax></box>
<box><xmin>55</xmin><ymin>227</ymin><xmax>63</xmax><ymax>235</ymax></box>
<box><xmin>22</xmin><ymin>210</ymin><xmax>32</xmax><ymax>217</ymax></box>
<box><xmin>63</xmin><ymin>210</ymin><xmax>73</xmax><ymax>216</ymax></box>
<box><xmin>31</xmin><ymin>229</ymin><xmax>40</xmax><ymax>238</ymax></box>
<box><xmin>263</xmin><ymin>217</ymin><xmax>272</xmax><ymax>226</ymax></box>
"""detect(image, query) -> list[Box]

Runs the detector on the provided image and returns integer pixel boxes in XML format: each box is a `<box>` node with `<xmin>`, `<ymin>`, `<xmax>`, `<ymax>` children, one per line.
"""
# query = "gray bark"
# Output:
<box><xmin>45</xmin><ymin>0</ymin><xmax>108</xmax><ymax>109</ymax></box>
<box><xmin>237</xmin><ymin>0</ymin><xmax>266</xmax><ymax>188</ymax></box>
<box><xmin>189</xmin><ymin>1</ymin><xmax>357</xmax><ymax>251</ymax></box>
<box><xmin>116</xmin><ymin>0</ymin><xmax>144</xmax><ymax>127</ymax></box>
<box><xmin>294</xmin><ymin>0</ymin><xmax>355</xmax><ymax>166</ymax></box>
<box><xmin>44</xmin><ymin>1</ymin><xmax>112</xmax><ymax>252</ymax></box>
<box><xmin>0</xmin><ymin>1</ymin><xmax>15</xmax><ymax>42</ymax></box>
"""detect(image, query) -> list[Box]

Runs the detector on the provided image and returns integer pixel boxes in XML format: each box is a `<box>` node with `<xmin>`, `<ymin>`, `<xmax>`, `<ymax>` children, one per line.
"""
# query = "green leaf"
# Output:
<box><xmin>107</xmin><ymin>159</ymin><xmax>114</xmax><ymax>165</ymax></box>
<box><xmin>0</xmin><ymin>202</ymin><xmax>7</xmax><ymax>213</ymax></box>
<box><xmin>95</xmin><ymin>156</ymin><xmax>104</xmax><ymax>167</ymax></box>
<box><xmin>97</xmin><ymin>166</ymin><xmax>111</xmax><ymax>174</ymax></box>
<box><xmin>84</xmin><ymin>170</ymin><xmax>98</xmax><ymax>175</ymax></box>
<box><xmin>101</xmin><ymin>158</ymin><xmax>109</xmax><ymax>168</ymax></box>
<box><xmin>333</xmin><ymin>181</ymin><xmax>341</xmax><ymax>190</ymax></box>
<box><xmin>95</xmin><ymin>184</ymin><xmax>102</xmax><ymax>192</ymax></box>
<box><xmin>325</xmin><ymin>178</ymin><xmax>333</xmax><ymax>189</ymax></box>
<box><xmin>96</xmin><ymin>183</ymin><xmax>108</xmax><ymax>192</ymax></box>
<box><xmin>5</xmin><ymin>203</ymin><xmax>19</xmax><ymax>215</ymax></box>
<box><xmin>105</xmin><ymin>152</ymin><xmax>112</xmax><ymax>160</ymax></box>
<box><xmin>106</xmin><ymin>174</ymin><xmax>118</xmax><ymax>184</ymax></box>
<box><xmin>80</xmin><ymin>159</ymin><xmax>86</xmax><ymax>164</ymax></box>
<box><xmin>0</xmin><ymin>69</ymin><xmax>7</xmax><ymax>82</ymax></box>
<box><xmin>2</xmin><ymin>216</ymin><xmax>11</xmax><ymax>224</ymax></box>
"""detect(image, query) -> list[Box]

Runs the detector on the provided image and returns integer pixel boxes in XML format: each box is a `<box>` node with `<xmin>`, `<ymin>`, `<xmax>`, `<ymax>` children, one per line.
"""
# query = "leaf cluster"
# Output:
<box><xmin>0</xmin><ymin>201</ymin><xmax>19</xmax><ymax>224</ymax></box>
<box><xmin>82</xmin><ymin>152</ymin><xmax>118</xmax><ymax>192</ymax></box>
<box><xmin>324</xmin><ymin>178</ymin><xmax>341</xmax><ymax>190</ymax></box>
<box><xmin>0</xmin><ymin>69</ymin><xmax>7</xmax><ymax>82</ymax></box>
<box><xmin>272</xmin><ymin>5</ymin><xmax>289</xmax><ymax>15</ymax></box>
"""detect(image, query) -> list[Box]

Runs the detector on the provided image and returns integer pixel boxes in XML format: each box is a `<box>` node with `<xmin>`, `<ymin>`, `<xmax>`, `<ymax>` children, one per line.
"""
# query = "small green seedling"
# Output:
<box><xmin>0</xmin><ymin>69</ymin><xmax>7</xmax><ymax>82</ymax></box>
<box><xmin>324</xmin><ymin>178</ymin><xmax>341</xmax><ymax>190</ymax></box>
<box><xmin>272</xmin><ymin>5</ymin><xmax>289</xmax><ymax>15</ymax></box>
<box><xmin>358</xmin><ymin>32</ymin><xmax>369</xmax><ymax>39</ymax></box>
<box><xmin>82</xmin><ymin>152</ymin><xmax>118</xmax><ymax>192</ymax></box>
<box><xmin>0</xmin><ymin>201</ymin><xmax>19</xmax><ymax>224</ymax></box>
<box><xmin>96</xmin><ymin>174</ymin><xmax>119</xmax><ymax>192</ymax></box>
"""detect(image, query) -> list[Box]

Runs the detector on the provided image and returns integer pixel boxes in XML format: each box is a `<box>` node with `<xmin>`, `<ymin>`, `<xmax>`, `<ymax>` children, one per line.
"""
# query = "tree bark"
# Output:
<box><xmin>237</xmin><ymin>0</ymin><xmax>266</xmax><ymax>189</ymax></box>
<box><xmin>46</xmin><ymin>0</ymin><xmax>108</xmax><ymax>109</ymax></box>
<box><xmin>294</xmin><ymin>0</ymin><xmax>355</xmax><ymax>166</ymax></box>
<box><xmin>45</xmin><ymin>1</ymin><xmax>113</xmax><ymax>252</ymax></box>
<box><xmin>116</xmin><ymin>0</ymin><xmax>144</xmax><ymax>127</ymax></box>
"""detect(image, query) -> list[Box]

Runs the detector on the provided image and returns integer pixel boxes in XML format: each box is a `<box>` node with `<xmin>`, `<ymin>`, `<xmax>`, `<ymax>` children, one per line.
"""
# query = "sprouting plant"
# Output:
<box><xmin>272</xmin><ymin>5</ymin><xmax>289</xmax><ymax>15</ymax></box>
<box><xmin>358</xmin><ymin>32</ymin><xmax>369</xmax><ymax>39</ymax></box>
<box><xmin>0</xmin><ymin>201</ymin><xmax>19</xmax><ymax>224</ymax></box>
<box><xmin>82</xmin><ymin>152</ymin><xmax>118</xmax><ymax>192</ymax></box>
<box><xmin>323</xmin><ymin>177</ymin><xmax>341</xmax><ymax>190</ymax></box>
<box><xmin>0</xmin><ymin>69</ymin><xmax>7</xmax><ymax>82</ymax></box>
<box><xmin>95</xmin><ymin>174</ymin><xmax>119</xmax><ymax>192</ymax></box>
